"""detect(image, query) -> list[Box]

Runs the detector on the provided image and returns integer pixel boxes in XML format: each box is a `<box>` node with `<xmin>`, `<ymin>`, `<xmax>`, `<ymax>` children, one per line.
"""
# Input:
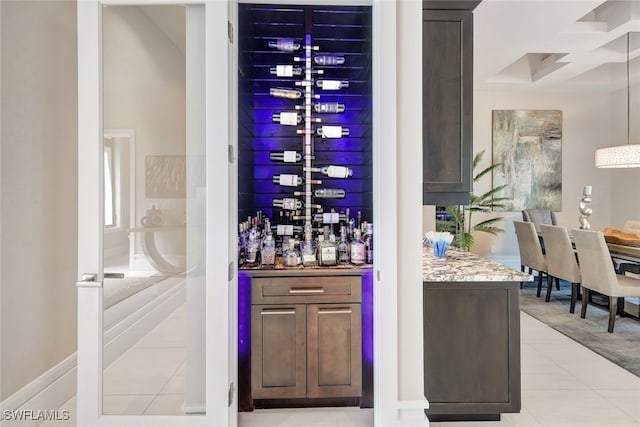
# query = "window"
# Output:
<box><xmin>104</xmin><ymin>140</ymin><xmax>116</xmax><ymax>228</ymax></box>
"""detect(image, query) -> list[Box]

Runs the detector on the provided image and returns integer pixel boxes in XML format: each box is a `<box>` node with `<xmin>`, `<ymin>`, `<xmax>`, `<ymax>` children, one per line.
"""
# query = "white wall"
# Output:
<box><xmin>470</xmin><ymin>90</ymin><xmax>612</xmax><ymax>262</ymax></box>
<box><xmin>0</xmin><ymin>0</ymin><xmax>77</xmax><ymax>400</ymax></box>
<box><xmin>102</xmin><ymin>6</ymin><xmax>186</xmax><ymax>264</ymax></box>
<box><xmin>396</xmin><ymin>0</ymin><xmax>427</xmax><ymax>411</ymax></box>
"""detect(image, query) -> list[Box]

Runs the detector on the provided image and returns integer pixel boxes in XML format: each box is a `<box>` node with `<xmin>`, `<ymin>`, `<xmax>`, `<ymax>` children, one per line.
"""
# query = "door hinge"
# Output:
<box><xmin>228</xmin><ymin>261</ymin><xmax>234</xmax><ymax>282</ymax></box>
<box><xmin>228</xmin><ymin>144</ymin><xmax>234</xmax><ymax>163</ymax></box>
<box><xmin>228</xmin><ymin>21</ymin><xmax>233</xmax><ymax>43</ymax></box>
<box><xmin>228</xmin><ymin>381</ymin><xmax>235</xmax><ymax>407</ymax></box>
<box><xmin>377</xmin><ymin>269</ymin><xmax>380</xmax><ymax>282</ymax></box>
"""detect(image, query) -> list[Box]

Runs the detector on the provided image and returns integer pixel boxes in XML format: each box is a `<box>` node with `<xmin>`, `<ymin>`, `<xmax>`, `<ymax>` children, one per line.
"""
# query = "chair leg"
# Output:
<box><xmin>555</xmin><ymin>277</ymin><xmax>560</xmax><ymax>290</ymax></box>
<box><xmin>608</xmin><ymin>297</ymin><xmax>617</xmax><ymax>333</ymax></box>
<box><xmin>528</xmin><ymin>267</ymin><xmax>532</xmax><ymax>274</ymax></box>
<box><xmin>570</xmin><ymin>283</ymin><xmax>578</xmax><ymax>314</ymax></box>
<box><xmin>545</xmin><ymin>274</ymin><xmax>553</xmax><ymax>302</ymax></box>
<box><xmin>536</xmin><ymin>271</ymin><xmax>543</xmax><ymax>297</ymax></box>
<box><xmin>520</xmin><ymin>265</ymin><xmax>525</xmax><ymax>289</ymax></box>
<box><xmin>581</xmin><ymin>288</ymin><xmax>589</xmax><ymax>318</ymax></box>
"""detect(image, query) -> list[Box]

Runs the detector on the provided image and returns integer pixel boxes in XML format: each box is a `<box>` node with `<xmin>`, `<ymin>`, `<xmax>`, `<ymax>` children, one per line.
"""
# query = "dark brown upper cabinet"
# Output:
<box><xmin>422</xmin><ymin>0</ymin><xmax>481</xmax><ymax>205</ymax></box>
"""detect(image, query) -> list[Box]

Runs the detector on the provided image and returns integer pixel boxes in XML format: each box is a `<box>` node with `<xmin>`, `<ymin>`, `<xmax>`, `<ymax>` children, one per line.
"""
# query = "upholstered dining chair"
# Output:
<box><xmin>540</xmin><ymin>224</ymin><xmax>581</xmax><ymax>312</ymax></box>
<box><xmin>514</xmin><ymin>220</ymin><xmax>547</xmax><ymax>297</ymax></box>
<box><xmin>572</xmin><ymin>229</ymin><xmax>640</xmax><ymax>333</ymax></box>
<box><xmin>522</xmin><ymin>208</ymin><xmax>557</xmax><ymax>233</ymax></box>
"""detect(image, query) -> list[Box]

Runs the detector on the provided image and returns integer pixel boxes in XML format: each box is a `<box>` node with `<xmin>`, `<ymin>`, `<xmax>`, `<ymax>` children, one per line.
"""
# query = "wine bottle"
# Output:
<box><xmin>313</xmin><ymin>188</ymin><xmax>346</xmax><ymax>199</ymax></box>
<box><xmin>272</xmin><ymin>112</ymin><xmax>301</xmax><ymax>126</ymax></box>
<box><xmin>270</xmin><ymin>151</ymin><xmax>302</xmax><ymax>163</ymax></box>
<box><xmin>314</xmin><ymin>102</ymin><xmax>345</xmax><ymax>114</ymax></box>
<box><xmin>272</xmin><ymin>174</ymin><xmax>322</xmax><ymax>187</ymax></box>
<box><xmin>273</xmin><ymin>198</ymin><xmax>303</xmax><ymax>211</ymax></box>
<box><xmin>316</xmin><ymin>126</ymin><xmax>349</xmax><ymax>138</ymax></box>
<box><xmin>315</xmin><ymin>79</ymin><xmax>349</xmax><ymax>90</ymax></box>
<box><xmin>310</xmin><ymin>212</ymin><xmax>347</xmax><ymax>224</ymax></box>
<box><xmin>313</xmin><ymin>55</ymin><xmax>345</xmax><ymax>66</ymax></box>
<box><xmin>272</xmin><ymin>224</ymin><xmax>304</xmax><ymax>236</ymax></box>
<box><xmin>268</xmin><ymin>38</ymin><xmax>300</xmax><ymax>52</ymax></box>
<box><xmin>270</xmin><ymin>65</ymin><xmax>303</xmax><ymax>77</ymax></box>
<box><xmin>304</xmin><ymin>165</ymin><xmax>353</xmax><ymax>178</ymax></box>
<box><xmin>270</xmin><ymin>87</ymin><xmax>302</xmax><ymax>99</ymax></box>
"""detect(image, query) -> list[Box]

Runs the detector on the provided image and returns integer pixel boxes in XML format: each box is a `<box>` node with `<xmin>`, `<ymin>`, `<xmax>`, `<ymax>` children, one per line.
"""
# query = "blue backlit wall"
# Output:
<box><xmin>238</xmin><ymin>4</ymin><xmax>373</xmax><ymax>226</ymax></box>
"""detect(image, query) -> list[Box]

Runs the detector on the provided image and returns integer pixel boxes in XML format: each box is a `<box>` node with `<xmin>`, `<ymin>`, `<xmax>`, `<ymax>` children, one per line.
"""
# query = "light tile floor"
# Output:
<box><xmin>42</xmin><ymin>311</ymin><xmax>640</xmax><ymax>427</ymax></box>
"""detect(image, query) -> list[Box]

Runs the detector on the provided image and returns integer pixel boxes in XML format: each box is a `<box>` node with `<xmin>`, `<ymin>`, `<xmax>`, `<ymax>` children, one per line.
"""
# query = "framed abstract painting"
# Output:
<box><xmin>492</xmin><ymin>110</ymin><xmax>562</xmax><ymax>211</ymax></box>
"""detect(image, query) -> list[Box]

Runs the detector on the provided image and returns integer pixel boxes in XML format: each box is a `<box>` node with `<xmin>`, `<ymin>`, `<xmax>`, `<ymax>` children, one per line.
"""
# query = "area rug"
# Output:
<box><xmin>520</xmin><ymin>279</ymin><xmax>640</xmax><ymax>377</ymax></box>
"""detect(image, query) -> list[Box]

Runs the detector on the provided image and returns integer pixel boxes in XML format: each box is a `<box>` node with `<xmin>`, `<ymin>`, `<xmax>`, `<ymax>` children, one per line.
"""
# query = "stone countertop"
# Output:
<box><xmin>423</xmin><ymin>245</ymin><xmax>533</xmax><ymax>282</ymax></box>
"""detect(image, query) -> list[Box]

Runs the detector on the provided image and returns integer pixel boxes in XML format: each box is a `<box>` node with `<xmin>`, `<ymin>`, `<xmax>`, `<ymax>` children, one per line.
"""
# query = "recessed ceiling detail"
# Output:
<box><xmin>474</xmin><ymin>0</ymin><xmax>640</xmax><ymax>92</ymax></box>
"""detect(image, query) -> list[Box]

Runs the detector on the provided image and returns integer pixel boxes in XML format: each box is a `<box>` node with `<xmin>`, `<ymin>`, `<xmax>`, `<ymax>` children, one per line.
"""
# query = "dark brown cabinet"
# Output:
<box><xmin>423</xmin><ymin>281</ymin><xmax>521</xmax><ymax>421</ymax></box>
<box><xmin>251</xmin><ymin>275</ymin><xmax>362</xmax><ymax>403</ymax></box>
<box><xmin>422</xmin><ymin>1</ymin><xmax>481</xmax><ymax>205</ymax></box>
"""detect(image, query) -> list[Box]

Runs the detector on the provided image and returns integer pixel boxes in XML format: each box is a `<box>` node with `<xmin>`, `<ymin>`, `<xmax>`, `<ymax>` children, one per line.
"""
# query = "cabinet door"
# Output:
<box><xmin>251</xmin><ymin>304</ymin><xmax>307</xmax><ymax>399</ymax></box>
<box><xmin>307</xmin><ymin>304</ymin><xmax>362</xmax><ymax>398</ymax></box>
<box><xmin>422</xmin><ymin>9</ymin><xmax>473</xmax><ymax>205</ymax></box>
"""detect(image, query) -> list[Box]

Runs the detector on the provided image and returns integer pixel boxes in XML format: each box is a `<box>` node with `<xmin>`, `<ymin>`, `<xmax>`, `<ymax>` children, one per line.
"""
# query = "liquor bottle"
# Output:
<box><xmin>268</xmin><ymin>38</ymin><xmax>300</xmax><ymax>52</ymax></box>
<box><xmin>350</xmin><ymin>228</ymin><xmax>365</xmax><ymax>265</ymax></box>
<box><xmin>337</xmin><ymin>226</ymin><xmax>350</xmax><ymax>265</ymax></box>
<box><xmin>300</xmin><ymin>226</ymin><xmax>318</xmax><ymax>267</ymax></box>
<box><xmin>312</xmin><ymin>188</ymin><xmax>346</xmax><ymax>199</ymax></box>
<box><xmin>272</xmin><ymin>174</ymin><xmax>322</xmax><ymax>187</ymax></box>
<box><xmin>315</xmin><ymin>79</ymin><xmax>349</xmax><ymax>90</ymax></box>
<box><xmin>272</xmin><ymin>112</ymin><xmax>302</xmax><ymax>126</ymax></box>
<box><xmin>238</xmin><ymin>223</ymin><xmax>246</xmax><ymax>266</ymax></box>
<box><xmin>305</xmin><ymin>165</ymin><xmax>353</xmax><ymax>178</ymax></box>
<box><xmin>270</xmin><ymin>65</ymin><xmax>303</xmax><ymax>77</ymax></box>
<box><xmin>244</xmin><ymin>220</ymin><xmax>261</xmax><ymax>267</ymax></box>
<box><xmin>313</xmin><ymin>55</ymin><xmax>345</xmax><ymax>66</ymax></box>
<box><xmin>269</xmin><ymin>87</ymin><xmax>302</xmax><ymax>99</ymax></box>
<box><xmin>272</xmin><ymin>197</ymin><xmax>302</xmax><ymax>211</ymax></box>
<box><xmin>364</xmin><ymin>222</ymin><xmax>373</xmax><ymax>264</ymax></box>
<box><xmin>314</xmin><ymin>102</ymin><xmax>345</xmax><ymax>114</ymax></box>
<box><xmin>283</xmin><ymin>240</ymin><xmax>301</xmax><ymax>267</ymax></box>
<box><xmin>357</xmin><ymin>211</ymin><xmax>362</xmax><ymax>230</ymax></box>
<box><xmin>316</xmin><ymin>126</ymin><xmax>349</xmax><ymax>138</ymax></box>
<box><xmin>261</xmin><ymin>219</ymin><xmax>276</xmax><ymax>267</ymax></box>
<box><xmin>270</xmin><ymin>151</ymin><xmax>302</xmax><ymax>163</ymax></box>
<box><xmin>317</xmin><ymin>226</ymin><xmax>337</xmax><ymax>266</ymax></box>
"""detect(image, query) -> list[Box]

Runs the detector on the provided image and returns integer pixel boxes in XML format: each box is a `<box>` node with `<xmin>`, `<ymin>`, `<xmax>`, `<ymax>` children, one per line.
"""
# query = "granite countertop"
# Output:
<box><xmin>423</xmin><ymin>245</ymin><xmax>533</xmax><ymax>282</ymax></box>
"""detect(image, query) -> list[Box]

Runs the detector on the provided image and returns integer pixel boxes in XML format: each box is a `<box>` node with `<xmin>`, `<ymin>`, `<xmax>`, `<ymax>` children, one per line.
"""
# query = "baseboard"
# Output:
<box><xmin>1</xmin><ymin>278</ymin><xmax>186</xmax><ymax>426</ymax></box>
<box><xmin>182</xmin><ymin>403</ymin><xmax>206</xmax><ymax>414</ymax></box>
<box><xmin>103</xmin><ymin>278</ymin><xmax>185</xmax><ymax>367</ymax></box>
<box><xmin>0</xmin><ymin>354</ymin><xmax>76</xmax><ymax>427</ymax></box>
<box><xmin>397</xmin><ymin>398</ymin><xmax>430</xmax><ymax>426</ymax></box>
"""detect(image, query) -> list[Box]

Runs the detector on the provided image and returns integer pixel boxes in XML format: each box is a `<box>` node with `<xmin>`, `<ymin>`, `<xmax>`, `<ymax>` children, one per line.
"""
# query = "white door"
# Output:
<box><xmin>76</xmin><ymin>1</ymin><xmax>235</xmax><ymax>426</ymax></box>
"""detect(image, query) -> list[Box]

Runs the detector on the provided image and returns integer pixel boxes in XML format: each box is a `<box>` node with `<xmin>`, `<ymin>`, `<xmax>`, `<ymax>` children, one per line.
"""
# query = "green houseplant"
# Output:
<box><xmin>437</xmin><ymin>150</ymin><xmax>509</xmax><ymax>251</ymax></box>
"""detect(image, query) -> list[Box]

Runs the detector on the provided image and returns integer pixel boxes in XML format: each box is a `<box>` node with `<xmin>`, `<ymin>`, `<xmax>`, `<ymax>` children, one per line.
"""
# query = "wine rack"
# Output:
<box><xmin>238</xmin><ymin>5</ymin><xmax>372</xmax><ymax>236</ymax></box>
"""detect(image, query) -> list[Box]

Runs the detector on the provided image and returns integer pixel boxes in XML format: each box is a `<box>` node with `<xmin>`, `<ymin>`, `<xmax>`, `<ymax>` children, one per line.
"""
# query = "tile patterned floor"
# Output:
<box><xmin>41</xmin><ymin>310</ymin><xmax>640</xmax><ymax>427</ymax></box>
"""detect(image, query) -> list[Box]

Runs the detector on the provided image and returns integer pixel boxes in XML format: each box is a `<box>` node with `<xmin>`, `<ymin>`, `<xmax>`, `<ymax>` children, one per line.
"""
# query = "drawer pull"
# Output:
<box><xmin>289</xmin><ymin>287</ymin><xmax>324</xmax><ymax>294</ymax></box>
<box><xmin>261</xmin><ymin>309</ymin><xmax>296</xmax><ymax>315</ymax></box>
<box><xmin>318</xmin><ymin>309</ymin><xmax>352</xmax><ymax>315</ymax></box>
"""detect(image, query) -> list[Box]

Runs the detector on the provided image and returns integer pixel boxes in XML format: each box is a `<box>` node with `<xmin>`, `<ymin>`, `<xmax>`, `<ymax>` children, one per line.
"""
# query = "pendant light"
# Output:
<box><xmin>595</xmin><ymin>32</ymin><xmax>640</xmax><ymax>168</ymax></box>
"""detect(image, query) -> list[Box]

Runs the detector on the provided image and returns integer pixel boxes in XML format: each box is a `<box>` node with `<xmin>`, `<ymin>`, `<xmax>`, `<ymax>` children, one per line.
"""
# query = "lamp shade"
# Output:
<box><xmin>595</xmin><ymin>144</ymin><xmax>640</xmax><ymax>168</ymax></box>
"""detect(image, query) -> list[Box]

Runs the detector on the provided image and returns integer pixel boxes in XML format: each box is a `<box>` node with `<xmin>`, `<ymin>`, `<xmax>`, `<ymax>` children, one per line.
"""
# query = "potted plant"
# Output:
<box><xmin>437</xmin><ymin>150</ymin><xmax>509</xmax><ymax>251</ymax></box>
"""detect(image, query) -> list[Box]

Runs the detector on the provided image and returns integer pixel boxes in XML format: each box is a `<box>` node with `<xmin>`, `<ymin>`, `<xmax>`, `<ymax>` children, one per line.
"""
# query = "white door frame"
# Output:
<box><xmin>76</xmin><ymin>1</ymin><xmax>232</xmax><ymax>426</ymax></box>
<box><xmin>227</xmin><ymin>1</ymin><xmax>401</xmax><ymax>426</ymax></box>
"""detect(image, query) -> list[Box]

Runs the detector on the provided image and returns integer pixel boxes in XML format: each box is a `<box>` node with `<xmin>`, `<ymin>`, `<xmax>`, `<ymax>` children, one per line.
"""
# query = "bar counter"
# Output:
<box><xmin>423</xmin><ymin>245</ymin><xmax>532</xmax><ymax>282</ymax></box>
<box><xmin>423</xmin><ymin>245</ymin><xmax>532</xmax><ymax>422</ymax></box>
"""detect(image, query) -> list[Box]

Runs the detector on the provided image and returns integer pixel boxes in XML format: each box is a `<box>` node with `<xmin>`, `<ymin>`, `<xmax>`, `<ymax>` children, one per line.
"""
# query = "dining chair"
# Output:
<box><xmin>540</xmin><ymin>224</ymin><xmax>581</xmax><ymax>312</ymax></box>
<box><xmin>522</xmin><ymin>208</ymin><xmax>557</xmax><ymax>233</ymax></box>
<box><xmin>514</xmin><ymin>220</ymin><xmax>547</xmax><ymax>297</ymax></box>
<box><xmin>572</xmin><ymin>229</ymin><xmax>640</xmax><ymax>333</ymax></box>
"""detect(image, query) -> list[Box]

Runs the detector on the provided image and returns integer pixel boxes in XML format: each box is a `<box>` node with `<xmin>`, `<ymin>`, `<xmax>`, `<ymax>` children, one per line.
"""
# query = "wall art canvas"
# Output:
<box><xmin>145</xmin><ymin>155</ymin><xmax>186</xmax><ymax>198</ymax></box>
<box><xmin>492</xmin><ymin>110</ymin><xmax>562</xmax><ymax>211</ymax></box>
